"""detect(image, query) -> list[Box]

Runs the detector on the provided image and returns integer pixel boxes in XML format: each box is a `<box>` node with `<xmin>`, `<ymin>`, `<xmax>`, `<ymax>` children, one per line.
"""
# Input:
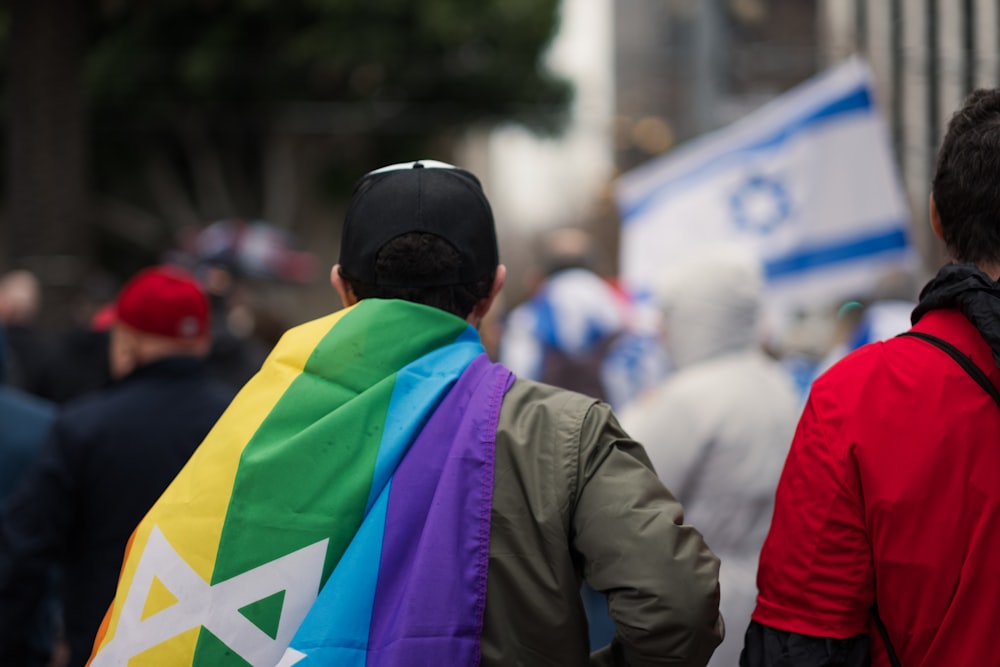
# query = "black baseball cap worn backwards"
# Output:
<box><xmin>339</xmin><ymin>160</ymin><xmax>499</xmax><ymax>287</ymax></box>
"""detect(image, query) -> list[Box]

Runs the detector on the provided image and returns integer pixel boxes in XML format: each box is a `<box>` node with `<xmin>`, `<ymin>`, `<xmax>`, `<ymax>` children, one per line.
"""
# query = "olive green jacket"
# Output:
<box><xmin>481</xmin><ymin>378</ymin><xmax>724</xmax><ymax>666</ymax></box>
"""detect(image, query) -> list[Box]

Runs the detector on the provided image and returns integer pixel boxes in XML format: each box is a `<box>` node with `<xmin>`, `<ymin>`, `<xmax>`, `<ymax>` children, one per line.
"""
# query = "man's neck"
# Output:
<box><xmin>977</xmin><ymin>262</ymin><xmax>1000</xmax><ymax>281</ymax></box>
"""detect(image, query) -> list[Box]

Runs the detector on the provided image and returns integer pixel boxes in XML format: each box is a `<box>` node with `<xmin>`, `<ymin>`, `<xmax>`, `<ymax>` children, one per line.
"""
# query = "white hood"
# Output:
<box><xmin>655</xmin><ymin>246</ymin><xmax>764</xmax><ymax>370</ymax></box>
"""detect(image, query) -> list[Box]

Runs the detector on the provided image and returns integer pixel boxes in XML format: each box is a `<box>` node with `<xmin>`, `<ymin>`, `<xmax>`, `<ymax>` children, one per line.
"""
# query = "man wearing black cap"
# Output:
<box><xmin>86</xmin><ymin>162</ymin><xmax>721</xmax><ymax>667</ymax></box>
<box><xmin>0</xmin><ymin>265</ymin><xmax>236</xmax><ymax>667</ymax></box>
<box><xmin>331</xmin><ymin>160</ymin><xmax>723</xmax><ymax>665</ymax></box>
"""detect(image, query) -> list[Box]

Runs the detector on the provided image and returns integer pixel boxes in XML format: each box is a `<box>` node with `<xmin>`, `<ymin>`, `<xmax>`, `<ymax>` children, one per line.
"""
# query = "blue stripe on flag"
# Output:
<box><xmin>622</xmin><ymin>85</ymin><xmax>872</xmax><ymax>222</ymax></box>
<box><xmin>287</xmin><ymin>486</ymin><xmax>391</xmax><ymax>665</ymax></box>
<box><xmin>287</xmin><ymin>327</ymin><xmax>484</xmax><ymax>663</ymax></box>
<box><xmin>764</xmin><ymin>227</ymin><xmax>909</xmax><ymax>280</ymax></box>
<box><xmin>748</xmin><ymin>86</ymin><xmax>871</xmax><ymax>153</ymax></box>
<box><xmin>365</xmin><ymin>331</ymin><xmax>482</xmax><ymax>512</ymax></box>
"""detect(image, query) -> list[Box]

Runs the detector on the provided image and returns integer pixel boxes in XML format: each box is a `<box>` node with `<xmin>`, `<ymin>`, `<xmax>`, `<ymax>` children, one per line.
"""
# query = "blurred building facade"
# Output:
<box><xmin>614</xmin><ymin>0</ymin><xmax>820</xmax><ymax>172</ymax></box>
<box><xmin>820</xmin><ymin>0</ymin><xmax>1000</xmax><ymax>268</ymax></box>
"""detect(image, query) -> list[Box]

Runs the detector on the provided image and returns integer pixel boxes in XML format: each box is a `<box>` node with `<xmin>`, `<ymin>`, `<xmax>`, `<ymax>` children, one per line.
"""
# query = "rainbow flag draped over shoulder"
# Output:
<box><xmin>88</xmin><ymin>299</ymin><xmax>513</xmax><ymax>667</ymax></box>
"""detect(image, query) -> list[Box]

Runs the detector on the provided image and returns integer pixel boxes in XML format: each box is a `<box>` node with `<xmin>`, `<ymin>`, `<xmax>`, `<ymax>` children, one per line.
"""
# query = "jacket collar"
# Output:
<box><xmin>912</xmin><ymin>263</ymin><xmax>1000</xmax><ymax>369</ymax></box>
<box><xmin>122</xmin><ymin>356</ymin><xmax>209</xmax><ymax>384</ymax></box>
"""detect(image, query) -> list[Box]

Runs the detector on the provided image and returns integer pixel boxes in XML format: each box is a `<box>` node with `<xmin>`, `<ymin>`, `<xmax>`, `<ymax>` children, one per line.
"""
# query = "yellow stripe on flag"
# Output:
<box><xmin>92</xmin><ymin>307</ymin><xmax>353</xmax><ymax>657</ymax></box>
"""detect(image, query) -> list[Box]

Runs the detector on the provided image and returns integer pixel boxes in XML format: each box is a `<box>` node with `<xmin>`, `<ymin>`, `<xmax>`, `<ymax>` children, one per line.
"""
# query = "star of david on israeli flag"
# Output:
<box><xmin>729</xmin><ymin>174</ymin><xmax>792</xmax><ymax>235</ymax></box>
<box><xmin>91</xmin><ymin>527</ymin><xmax>327</xmax><ymax>667</ymax></box>
<box><xmin>616</xmin><ymin>56</ymin><xmax>917</xmax><ymax>323</ymax></box>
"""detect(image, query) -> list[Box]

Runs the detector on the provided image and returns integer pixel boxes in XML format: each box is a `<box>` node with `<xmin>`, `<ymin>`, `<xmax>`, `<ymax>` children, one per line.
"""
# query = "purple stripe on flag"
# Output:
<box><xmin>366</xmin><ymin>354</ymin><xmax>513</xmax><ymax>666</ymax></box>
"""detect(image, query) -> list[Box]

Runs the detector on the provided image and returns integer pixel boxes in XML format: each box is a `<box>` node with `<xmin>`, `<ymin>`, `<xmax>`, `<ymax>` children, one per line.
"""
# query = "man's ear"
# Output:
<box><xmin>108</xmin><ymin>325</ymin><xmax>138</xmax><ymax>381</ymax></box>
<box><xmin>929</xmin><ymin>193</ymin><xmax>945</xmax><ymax>242</ymax></box>
<box><xmin>331</xmin><ymin>264</ymin><xmax>358</xmax><ymax>308</ymax></box>
<box><xmin>468</xmin><ymin>264</ymin><xmax>506</xmax><ymax>325</ymax></box>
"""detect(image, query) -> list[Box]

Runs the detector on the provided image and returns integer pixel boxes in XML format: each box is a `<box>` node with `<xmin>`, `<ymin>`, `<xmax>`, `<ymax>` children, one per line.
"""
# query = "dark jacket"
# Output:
<box><xmin>0</xmin><ymin>357</ymin><xmax>234</xmax><ymax>667</ymax></box>
<box><xmin>0</xmin><ymin>386</ymin><xmax>57</xmax><ymax>667</ymax></box>
<box><xmin>0</xmin><ymin>386</ymin><xmax>55</xmax><ymax>501</ymax></box>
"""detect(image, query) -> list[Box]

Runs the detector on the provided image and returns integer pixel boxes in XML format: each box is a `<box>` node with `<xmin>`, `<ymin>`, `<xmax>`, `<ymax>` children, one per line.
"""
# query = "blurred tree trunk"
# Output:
<box><xmin>6</xmin><ymin>0</ymin><xmax>91</xmax><ymax>328</ymax></box>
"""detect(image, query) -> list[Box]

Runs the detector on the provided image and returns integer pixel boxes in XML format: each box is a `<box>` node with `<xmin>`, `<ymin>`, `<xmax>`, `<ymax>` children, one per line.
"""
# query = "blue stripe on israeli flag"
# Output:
<box><xmin>763</xmin><ymin>227</ymin><xmax>910</xmax><ymax>280</ymax></box>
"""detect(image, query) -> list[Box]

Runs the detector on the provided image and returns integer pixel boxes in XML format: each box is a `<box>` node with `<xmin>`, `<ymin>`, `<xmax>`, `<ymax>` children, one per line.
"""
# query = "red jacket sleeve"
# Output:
<box><xmin>751</xmin><ymin>377</ymin><xmax>875</xmax><ymax>638</ymax></box>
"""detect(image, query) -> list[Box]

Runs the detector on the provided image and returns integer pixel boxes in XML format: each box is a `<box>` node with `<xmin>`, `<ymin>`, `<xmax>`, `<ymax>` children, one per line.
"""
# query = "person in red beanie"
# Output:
<box><xmin>0</xmin><ymin>265</ymin><xmax>236</xmax><ymax>667</ymax></box>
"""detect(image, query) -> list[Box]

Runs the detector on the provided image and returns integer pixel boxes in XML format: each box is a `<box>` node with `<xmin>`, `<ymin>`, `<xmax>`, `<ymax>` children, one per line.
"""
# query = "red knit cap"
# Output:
<box><xmin>114</xmin><ymin>265</ymin><xmax>210</xmax><ymax>339</ymax></box>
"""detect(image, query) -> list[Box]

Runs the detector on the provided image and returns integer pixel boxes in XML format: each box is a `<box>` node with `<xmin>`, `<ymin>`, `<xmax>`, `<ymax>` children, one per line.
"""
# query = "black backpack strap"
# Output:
<box><xmin>871</xmin><ymin>331</ymin><xmax>1000</xmax><ymax>665</ymax></box>
<box><xmin>871</xmin><ymin>604</ymin><xmax>903</xmax><ymax>667</ymax></box>
<box><xmin>898</xmin><ymin>330</ymin><xmax>1000</xmax><ymax>409</ymax></box>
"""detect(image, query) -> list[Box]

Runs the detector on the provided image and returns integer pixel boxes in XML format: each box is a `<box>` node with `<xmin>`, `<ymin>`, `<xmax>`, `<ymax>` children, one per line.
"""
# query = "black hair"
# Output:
<box><xmin>932</xmin><ymin>88</ymin><xmax>1000</xmax><ymax>264</ymax></box>
<box><xmin>339</xmin><ymin>232</ymin><xmax>495</xmax><ymax>319</ymax></box>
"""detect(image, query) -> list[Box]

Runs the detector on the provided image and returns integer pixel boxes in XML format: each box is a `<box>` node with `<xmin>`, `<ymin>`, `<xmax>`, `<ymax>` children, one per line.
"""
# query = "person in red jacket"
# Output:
<box><xmin>741</xmin><ymin>89</ymin><xmax>1000</xmax><ymax>666</ymax></box>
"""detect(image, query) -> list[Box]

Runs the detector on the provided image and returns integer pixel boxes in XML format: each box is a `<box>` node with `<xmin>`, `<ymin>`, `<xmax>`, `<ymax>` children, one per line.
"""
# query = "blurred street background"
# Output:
<box><xmin>0</xmin><ymin>0</ymin><xmax>996</xmax><ymax>354</ymax></box>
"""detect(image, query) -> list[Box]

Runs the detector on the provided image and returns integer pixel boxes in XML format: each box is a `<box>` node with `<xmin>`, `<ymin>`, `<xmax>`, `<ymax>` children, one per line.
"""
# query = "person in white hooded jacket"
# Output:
<box><xmin>619</xmin><ymin>246</ymin><xmax>801</xmax><ymax>667</ymax></box>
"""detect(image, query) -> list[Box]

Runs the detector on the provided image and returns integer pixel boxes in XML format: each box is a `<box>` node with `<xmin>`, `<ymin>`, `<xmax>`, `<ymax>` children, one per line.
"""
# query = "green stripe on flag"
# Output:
<box><xmin>192</xmin><ymin>299</ymin><xmax>468</xmax><ymax>665</ymax></box>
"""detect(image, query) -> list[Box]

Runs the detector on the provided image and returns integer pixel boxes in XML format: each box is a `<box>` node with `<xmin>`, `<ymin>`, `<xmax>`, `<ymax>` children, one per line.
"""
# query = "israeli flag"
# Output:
<box><xmin>616</xmin><ymin>57</ymin><xmax>918</xmax><ymax>321</ymax></box>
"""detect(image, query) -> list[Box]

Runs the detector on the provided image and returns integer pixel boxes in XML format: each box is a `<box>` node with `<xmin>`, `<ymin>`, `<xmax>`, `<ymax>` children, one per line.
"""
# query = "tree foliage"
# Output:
<box><xmin>82</xmin><ymin>0</ymin><xmax>572</xmax><ymax>240</ymax></box>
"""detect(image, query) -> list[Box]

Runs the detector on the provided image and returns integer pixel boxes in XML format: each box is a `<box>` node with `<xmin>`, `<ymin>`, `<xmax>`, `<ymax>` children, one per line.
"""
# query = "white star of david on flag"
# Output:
<box><xmin>90</xmin><ymin>527</ymin><xmax>327</xmax><ymax>667</ymax></box>
<box><xmin>729</xmin><ymin>174</ymin><xmax>792</xmax><ymax>235</ymax></box>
